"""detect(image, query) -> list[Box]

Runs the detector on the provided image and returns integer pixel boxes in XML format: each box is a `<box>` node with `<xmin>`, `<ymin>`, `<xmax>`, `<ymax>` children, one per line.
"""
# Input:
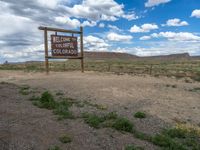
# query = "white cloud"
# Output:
<box><xmin>84</xmin><ymin>35</ymin><xmax>110</xmax><ymax>51</ymax></box>
<box><xmin>1</xmin><ymin>44</ymin><xmax>44</xmax><ymax>63</ymax></box>
<box><xmin>191</xmin><ymin>9</ymin><xmax>200</xmax><ymax>18</ymax></box>
<box><xmin>151</xmin><ymin>32</ymin><xmax>200</xmax><ymax>41</ymax></box>
<box><xmin>130</xmin><ymin>24</ymin><xmax>158</xmax><ymax>33</ymax></box>
<box><xmin>55</xmin><ymin>16</ymin><xmax>97</xmax><ymax>28</ymax></box>
<box><xmin>133</xmin><ymin>41</ymin><xmax>200</xmax><ymax>56</ymax></box>
<box><xmin>108</xmin><ymin>24</ymin><xmax>122</xmax><ymax>31</ymax></box>
<box><xmin>65</xmin><ymin>0</ymin><xmax>123</xmax><ymax>21</ymax></box>
<box><xmin>99</xmin><ymin>23</ymin><xmax>105</xmax><ymax>28</ymax></box>
<box><xmin>164</xmin><ymin>18</ymin><xmax>188</xmax><ymax>26</ymax></box>
<box><xmin>107</xmin><ymin>32</ymin><xmax>133</xmax><ymax>42</ymax></box>
<box><xmin>36</xmin><ymin>0</ymin><xmax>59</xmax><ymax>9</ymax></box>
<box><xmin>81</xmin><ymin>20</ymin><xmax>97</xmax><ymax>27</ymax></box>
<box><xmin>0</xmin><ymin>14</ymin><xmax>36</xmax><ymax>37</ymax></box>
<box><xmin>140</xmin><ymin>36</ymin><xmax>152</xmax><ymax>40</ymax></box>
<box><xmin>55</xmin><ymin>16</ymin><xmax>81</xmax><ymax>28</ymax></box>
<box><xmin>145</xmin><ymin>0</ymin><xmax>171</xmax><ymax>7</ymax></box>
<box><xmin>64</xmin><ymin>0</ymin><xmax>138</xmax><ymax>21</ymax></box>
<box><xmin>122</xmin><ymin>13</ymin><xmax>139</xmax><ymax>21</ymax></box>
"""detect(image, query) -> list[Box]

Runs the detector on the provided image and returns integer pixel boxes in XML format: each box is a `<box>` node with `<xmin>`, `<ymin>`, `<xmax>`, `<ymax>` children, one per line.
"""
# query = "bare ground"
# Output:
<box><xmin>0</xmin><ymin>70</ymin><xmax>200</xmax><ymax>150</ymax></box>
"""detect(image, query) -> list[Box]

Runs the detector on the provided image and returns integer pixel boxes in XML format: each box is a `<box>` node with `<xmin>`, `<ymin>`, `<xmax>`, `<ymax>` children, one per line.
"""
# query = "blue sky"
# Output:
<box><xmin>0</xmin><ymin>0</ymin><xmax>200</xmax><ymax>63</ymax></box>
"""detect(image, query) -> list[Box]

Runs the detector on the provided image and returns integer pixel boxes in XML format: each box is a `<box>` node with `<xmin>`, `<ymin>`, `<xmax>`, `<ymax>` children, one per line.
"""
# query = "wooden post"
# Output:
<box><xmin>80</xmin><ymin>26</ymin><xmax>84</xmax><ymax>73</ymax></box>
<box><xmin>44</xmin><ymin>28</ymin><xmax>49</xmax><ymax>74</ymax></box>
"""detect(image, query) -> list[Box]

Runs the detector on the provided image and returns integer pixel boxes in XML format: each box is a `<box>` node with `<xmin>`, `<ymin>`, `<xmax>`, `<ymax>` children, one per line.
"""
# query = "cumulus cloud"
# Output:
<box><xmin>140</xmin><ymin>36</ymin><xmax>152</xmax><ymax>40</ymax></box>
<box><xmin>84</xmin><ymin>35</ymin><xmax>110</xmax><ymax>51</ymax></box>
<box><xmin>145</xmin><ymin>0</ymin><xmax>171</xmax><ymax>7</ymax></box>
<box><xmin>135</xmin><ymin>41</ymin><xmax>200</xmax><ymax>56</ymax></box>
<box><xmin>108</xmin><ymin>25</ymin><xmax>122</xmax><ymax>31</ymax></box>
<box><xmin>107</xmin><ymin>32</ymin><xmax>133</xmax><ymax>42</ymax></box>
<box><xmin>191</xmin><ymin>9</ymin><xmax>200</xmax><ymax>18</ymax></box>
<box><xmin>81</xmin><ymin>20</ymin><xmax>97</xmax><ymax>27</ymax></box>
<box><xmin>55</xmin><ymin>16</ymin><xmax>81</xmax><ymax>28</ymax></box>
<box><xmin>122</xmin><ymin>12</ymin><xmax>139</xmax><ymax>21</ymax></box>
<box><xmin>99</xmin><ymin>23</ymin><xmax>105</xmax><ymax>28</ymax></box>
<box><xmin>163</xmin><ymin>18</ymin><xmax>188</xmax><ymax>26</ymax></box>
<box><xmin>151</xmin><ymin>32</ymin><xmax>200</xmax><ymax>41</ymax></box>
<box><xmin>55</xmin><ymin>16</ymin><xmax>97</xmax><ymax>28</ymax></box>
<box><xmin>64</xmin><ymin>0</ymin><xmax>138</xmax><ymax>21</ymax></box>
<box><xmin>130</xmin><ymin>24</ymin><xmax>158</xmax><ymax>33</ymax></box>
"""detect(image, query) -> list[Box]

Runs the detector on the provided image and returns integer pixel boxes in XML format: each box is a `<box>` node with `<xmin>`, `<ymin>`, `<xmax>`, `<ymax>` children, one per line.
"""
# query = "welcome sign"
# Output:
<box><xmin>39</xmin><ymin>26</ymin><xmax>84</xmax><ymax>73</ymax></box>
<box><xmin>51</xmin><ymin>35</ymin><xmax>78</xmax><ymax>56</ymax></box>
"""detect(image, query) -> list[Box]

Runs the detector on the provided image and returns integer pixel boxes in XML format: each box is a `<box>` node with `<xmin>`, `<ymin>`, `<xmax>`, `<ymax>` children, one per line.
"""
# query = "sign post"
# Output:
<box><xmin>38</xmin><ymin>26</ymin><xmax>84</xmax><ymax>74</ymax></box>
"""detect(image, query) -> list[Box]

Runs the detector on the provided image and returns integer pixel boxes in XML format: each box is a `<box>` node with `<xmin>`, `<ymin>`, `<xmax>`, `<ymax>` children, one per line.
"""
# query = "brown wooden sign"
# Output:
<box><xmin>38</xmin><ymin>26</ymin><xmax>84</xmax><ymax>74</ymax></box>
<box><xmin>51</xmin><ymin>35</ymin><xmax>78</xmax><ymax>56</ymax></box>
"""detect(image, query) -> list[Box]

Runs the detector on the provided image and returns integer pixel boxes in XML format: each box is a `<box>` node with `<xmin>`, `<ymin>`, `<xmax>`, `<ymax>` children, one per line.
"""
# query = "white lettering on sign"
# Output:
<box><xmin>51</xmin><ymin>35</ymin><xmax>78</xmax><ymax>56</ymax></box>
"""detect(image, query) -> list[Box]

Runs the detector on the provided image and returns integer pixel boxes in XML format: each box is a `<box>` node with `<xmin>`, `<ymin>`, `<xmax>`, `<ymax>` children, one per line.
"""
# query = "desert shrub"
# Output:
<box><xmin>134</xmin><ymin>112</ymin><xmax>146</xmax><ymax>119</ymax></box>
<box><xmin>112</xmin><ymin>117</ymin><xmax>134</xmax><ymax>132</ymax></box>
<box><xmin>40</xmin><ymin>91</ymin><xmax>57</xmax><ymax>109</ymax></box>
<box><xmin>125</xmin><ymin>144</ymin><xmax>144</xmax><ymax>150</ymax></box>
<box><xmin>151</xmin><ymin>125</ymin><xmax>200</xmax><ymax>150</ymax></box>
<box><xmin>151</xmin><ymin>134</ymin><xmax>186</xmax><ymax>150</ymax></box>
<box><xmin>59</xmin><ymin>135</ymin><xmax>72</xmax><ymax>143</ymax></box>
<box><xmin>83</xmin><ymin>114</ymin><xmax>104</xmax><ymax>128</ymax></box>
<box><xmin>163</xmin><ymin>128</ymin><xmax>187</xmax><ymax>138</ymax></box>
<box><xmin>34</xmin><ymin>91</ymin><xmax>57</xmax><ymax>109</ymax></box>
<box><xmin>132</xmin><ymin>129</ymin><xmax>151</xmax><ymax>141</ymax></box>
<box><xmin>48</xmin><ymin>146</ymin><xmax>61</xmax><ymax>150</ymax></box>
<box><xmin>53</xmin><ymin>100</ymin><xmax>74</xmax><ymax>119</ymax></box>
<box><xmin>19</xmin><ymin>85</ymin><xmax>30</xmax><ymax>95</ymax></box>
<box><xmin>104</xmin><ymin>112</ymin><xmax>118</xmax><ymax>120</ymax></box>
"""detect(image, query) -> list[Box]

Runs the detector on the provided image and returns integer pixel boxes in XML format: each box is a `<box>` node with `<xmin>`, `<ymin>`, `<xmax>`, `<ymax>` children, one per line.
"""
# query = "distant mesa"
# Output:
<box><xmin>2</xmin><ymin>52</ymin><xmax>199</xmax><ymax>64</ymax></box>
<box><xmin>84</xmin><ymin>51</ymin><xmax>198</xmax><ymax>60</ymax></box>
<box><xmin>84</xmin><ymin>51</ymin><xmax>138</xmax><ymax>60</ymax></box>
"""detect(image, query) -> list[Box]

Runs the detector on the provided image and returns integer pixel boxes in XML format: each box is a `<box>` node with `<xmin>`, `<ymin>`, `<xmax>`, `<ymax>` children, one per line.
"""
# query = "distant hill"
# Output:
<box><xmin>84</xmin><ymin>51</ymin><xmax>199</xmax><ymax>61</ymax></box>
<box><xmin>84</xmin><ymin>51</ymin><xmax>138</xmax><ymax>60</ymax></box>
<box><xmin>2</xmin><ymin>52</ymin><xmax>199</xmax><ymax>65</ymax></box>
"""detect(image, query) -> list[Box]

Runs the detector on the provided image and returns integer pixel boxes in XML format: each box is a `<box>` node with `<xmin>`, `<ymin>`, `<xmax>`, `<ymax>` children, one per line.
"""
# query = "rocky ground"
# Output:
<box><xmin>0</xmin><ymin>70</ymin><xmax>200</xmax><ymax>150</ymax></box>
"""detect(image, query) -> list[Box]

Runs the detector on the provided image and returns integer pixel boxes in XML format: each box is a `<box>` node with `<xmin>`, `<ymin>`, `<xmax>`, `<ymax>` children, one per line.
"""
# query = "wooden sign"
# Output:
<box><xmin>51</xmin><ymin>35</ymin><xmax>78</xmax><ymax>56</ymax></box>
<box><xmin>38</xmin><ymin>26</ymin><xmax>84</xmax><ymax>74</ymax></box>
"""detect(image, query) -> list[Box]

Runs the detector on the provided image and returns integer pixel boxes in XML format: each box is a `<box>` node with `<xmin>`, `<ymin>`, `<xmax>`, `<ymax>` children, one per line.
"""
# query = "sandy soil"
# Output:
<box><xmin>0</xmin><ymin>70</ymin><xmax>200</xmax><ymax>150</ymax></box>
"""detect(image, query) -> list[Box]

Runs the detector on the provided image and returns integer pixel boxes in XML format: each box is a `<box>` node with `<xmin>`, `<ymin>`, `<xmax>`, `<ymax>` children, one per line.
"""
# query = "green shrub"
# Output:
<box><xmin>48</xmin><ymin>146</ymin><xmax>61</xmax><ymax>150</ymax></box>
<box><xmin>19</xmin><ymin>85</ymin><xmax>30</xmax><ymax>95</ymax></box>
<box><xmin>53</xmin><ymin>101</ymin><xmax>73</xmax><ymax>119</ymax></box>
<box><xmin>59</xmin><ymin>135</ymin><xmax>72</xmax><ymax>143</ymax></box>
<box><xmin>83</xmin><ymin>114</ymin><xmax>104</xmax><ymax>128</ymax></box>
<box><xmin>163</xmin><ymin>128</ymin><xmax>187</xmax><ymax>138</ymax></box>
<box><xmin>134</xmin><ymin>112</ymin><xmax>146</xmax><ymax>119</ymax></box>
<box><xmin>39</xmin><ymin>91</ymin><xmax>57</xmax><ymax>109</ymax></box>
<box><xmin>112</xmin><ymin>117</ymin><xmax>133</xmax><ymax>132</ymax></box>
<box><xmin>104</xmin><ymin>112</ymin><xmax>118</xmax><ymax>120</ymax></box>
<box><xmin>151</xmin><ymin>134</ymin><xmax>186</xmax><ymax>150</ymax></box>
<box><xmin>125</xmin><ymin>144</ymin><xmax>144</xmax><ymax>150</ymax></box>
